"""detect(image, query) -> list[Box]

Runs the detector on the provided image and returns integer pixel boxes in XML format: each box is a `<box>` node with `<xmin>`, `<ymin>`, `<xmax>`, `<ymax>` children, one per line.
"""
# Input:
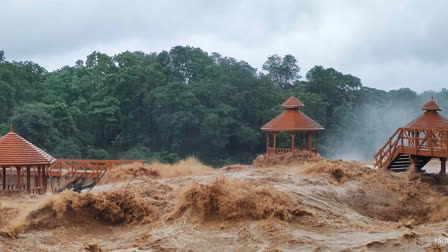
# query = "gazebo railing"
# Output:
<box><xmin>0</xmin><ymin>184</ymin><xmax>46</xmax><ymax>194</ymax></box>
<box><xmin>267</xmin><ymin>147</ymin><xmax>317</xmax><ymax>154</ymax></box>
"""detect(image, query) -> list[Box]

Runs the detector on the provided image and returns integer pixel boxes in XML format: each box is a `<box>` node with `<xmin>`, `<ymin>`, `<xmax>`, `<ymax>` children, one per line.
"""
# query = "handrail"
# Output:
<box><xmin>48</xmin><ymin>159</ymin><xmax>145</xmax><ymax>178</ymax></box>
<box><xmin>375</xmin><ymin>128</ymin><xmax>448</xmax><ymax>169</ymax></box>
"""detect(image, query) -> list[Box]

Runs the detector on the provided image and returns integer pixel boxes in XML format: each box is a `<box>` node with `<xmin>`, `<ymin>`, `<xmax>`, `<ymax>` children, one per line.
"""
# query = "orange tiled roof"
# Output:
<box><xmin>421</xmin><ymin>100</ymin><xmax>441</xmax><ymax>111</ymax></box>
<box><xmin>261</xmin><ymin>96</ymin><xmax>324</xmax><ymax>132</ymax></box>
<box><xmin>404</xmin><ymin>99</ymin><xmax>448</xmax><ymax>129</ymax></box>
<box><xmin>0</xmin><ymin>127</ymin><xmax>55</xmax><ymax>166</ymax></box>
<box><xmin>281</xmin><ymin>96</ymin><xmax>304</xmax><ymax>109</ymax></box>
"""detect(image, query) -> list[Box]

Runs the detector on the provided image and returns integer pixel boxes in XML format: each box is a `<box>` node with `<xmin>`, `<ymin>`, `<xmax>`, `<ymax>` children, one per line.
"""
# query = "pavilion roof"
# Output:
<box><xmin>261</xmin><ymin>96</ymin><xmax>324</xmax><ymax>132</ymax></box>
<box><xmin>0</xmin><ymin>126</ymin><xmax>55</xmax><ymax>166</ymax></box>
<box><xmin>421</xmin><ymin>99</ymin><xmax>441</xmax><ymax>111</ymax></box>
<box><xmin>281</xmin><ymin>96</ymin><xmax>304</xmax><ymax>109</ymax></box>
<box><xmin>404</xmin><ymin>99</ymin><xmax>448</xmax><ymax>129</ymax></box>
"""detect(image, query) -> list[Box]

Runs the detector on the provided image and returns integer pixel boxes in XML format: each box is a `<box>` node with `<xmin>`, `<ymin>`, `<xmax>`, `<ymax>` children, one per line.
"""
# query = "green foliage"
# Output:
<box><xmin>0</xmin><ymin>47</ymin><xmax>444</xmax><ymax>165</ymax></box>
<box><xmin>262</xmin><ymin>54</ymin><xmax>301</xmax><ymax>89</ymax></box>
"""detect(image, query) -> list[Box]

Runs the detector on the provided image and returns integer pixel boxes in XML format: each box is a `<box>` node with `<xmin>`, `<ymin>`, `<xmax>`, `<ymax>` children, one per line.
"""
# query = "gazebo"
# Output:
<box><xmin>0</xmin><ymin>125</ymin><xmax>55</xmax><ymax>194</ymax></box>
<box><xmin>261</xmin><ymin>95</ymin><xmax>325</xmax><ymax>154</ymax></box>
<box><xmin>375</xmin><ymin>98</ymin><xmax>448</xmax><ymax>172</ymax></box>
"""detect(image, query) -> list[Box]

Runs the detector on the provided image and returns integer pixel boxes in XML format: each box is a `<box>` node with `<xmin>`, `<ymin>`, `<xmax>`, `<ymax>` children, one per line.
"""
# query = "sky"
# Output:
<box><xmin>1</xmin><ymin>0</ymin><xmax>447</xmax><ymax>92</ymax></box>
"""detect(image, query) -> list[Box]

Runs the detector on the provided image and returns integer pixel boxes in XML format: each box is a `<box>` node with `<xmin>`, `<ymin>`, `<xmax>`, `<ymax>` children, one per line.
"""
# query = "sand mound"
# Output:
<box><xmin>0</xmin><ymin>190</ymin><xmax>153</xmax><ymax>238</ymax></box>
<box><xmin>253</xmin><ymin>150</ymin><xmax>323</xmax><ymax>167</ymax></box>
<box><xmin>169</xmin><ymin>176</ymin><xmax>313</xmax><ymax>222</ymax></box>
<box><xmin>102</xmin><ymin>157</ymin><xmax>214</xmax><ymax>183</ymax></box>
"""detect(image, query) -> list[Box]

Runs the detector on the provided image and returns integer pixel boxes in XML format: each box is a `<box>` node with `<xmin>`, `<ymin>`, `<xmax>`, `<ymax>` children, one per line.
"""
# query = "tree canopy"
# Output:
<box><xmin>0</xmin><ymin>47</ymin><xmax>446</xmax><ymax>165</ymax></box>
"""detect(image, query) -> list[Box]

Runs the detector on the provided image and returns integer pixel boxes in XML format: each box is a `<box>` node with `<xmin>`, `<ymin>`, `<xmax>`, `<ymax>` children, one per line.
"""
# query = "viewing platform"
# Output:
<box><xmin>375</xmin><ymin>98</ymin><xmax>448</xmax><ymax>172</ymax></box>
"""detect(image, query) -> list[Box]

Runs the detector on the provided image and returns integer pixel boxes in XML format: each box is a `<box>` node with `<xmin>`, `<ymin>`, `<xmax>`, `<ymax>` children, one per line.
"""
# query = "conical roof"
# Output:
<box><xmin>282</xmin><ymin>96</ymin><xmax>304</xmax><ymax>109</ymax></box>
<box><xmin>404</xmin><ymin>99</ymin><xmax>448</xmax><ymax>129</ymax></box>
<box><xmin>0</xmin><ymin>126</ymin><xmax>55</xmax><ymax>166</ymax></box>
<box><xmin>422</xmin><ymin>99</ymin><xmax>441</xmax><ymax>111</ymax></box>
<box><xmin>261</xmin><ymin>96</ymin><xmax>324</xmax><ymax>131</ymax></box>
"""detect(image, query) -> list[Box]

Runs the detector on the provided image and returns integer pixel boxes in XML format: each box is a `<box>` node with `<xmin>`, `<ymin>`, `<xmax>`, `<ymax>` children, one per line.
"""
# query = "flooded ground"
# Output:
<box><xmin>1</xmin><ymin>154</ymin><xmax>448</xmax><ymax>251</ymax></box>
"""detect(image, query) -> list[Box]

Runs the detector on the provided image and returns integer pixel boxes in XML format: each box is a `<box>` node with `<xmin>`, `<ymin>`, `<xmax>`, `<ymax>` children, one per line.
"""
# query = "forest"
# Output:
<box><xmin>0</xmin><ymin>47</ymin><xmax>447</xmax><ymax>166</ymax></box>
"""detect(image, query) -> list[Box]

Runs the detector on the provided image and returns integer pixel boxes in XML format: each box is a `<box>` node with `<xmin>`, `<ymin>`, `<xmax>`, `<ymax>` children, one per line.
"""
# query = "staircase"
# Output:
<box><xmin>387</xmin><ymin>154</ymin><xmax>432</xmax><ymax>172</ymax></box>
<box><xmin>375</xmin><ymin>128</ymin><xmax>448</xmax><ymax>171</ymax></box>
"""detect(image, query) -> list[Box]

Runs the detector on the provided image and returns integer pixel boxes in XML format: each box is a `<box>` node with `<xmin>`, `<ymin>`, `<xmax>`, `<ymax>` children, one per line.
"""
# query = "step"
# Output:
<box><xmin>390</xmin><ymin>168</ymin><xmax>408</xmax><ymax>172</ymax></box>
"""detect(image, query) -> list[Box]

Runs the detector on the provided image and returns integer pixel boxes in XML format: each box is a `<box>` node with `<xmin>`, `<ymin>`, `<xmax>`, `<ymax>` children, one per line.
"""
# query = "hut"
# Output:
<box><xmin>375</xmin><ymin>98</ymin><xmax>448</xmax><ymax>172</ymax></box>
<box><xmin>0</xmin><ymin>125</ymin><xmax>55</xmax><ymax>194</ymax></box>
<box><xmin>261</xmin><ymin>95</ymin><xmax>324</xmax><ymax>154</ymax></box>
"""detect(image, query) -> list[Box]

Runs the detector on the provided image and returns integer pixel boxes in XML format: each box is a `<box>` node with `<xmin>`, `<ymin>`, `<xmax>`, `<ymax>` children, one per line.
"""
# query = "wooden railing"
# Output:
<box><xmin>375</xmin><ymin>128</ymin><xmax>448</xmax><ymax>169</ymax></box>
<box><xmin>0</xmin><ymin>184</ymin><xmax>43</xmax><ymax>194</ymax></box>
<box><xmin>267</xmin><ymin>147</ymin><xmax>317</xmax><ymax>154</ymax></box>
<box><xmin>47</xmin><ymin>159</ymin><xmax>145</xmax><ymax>179</ymax></box>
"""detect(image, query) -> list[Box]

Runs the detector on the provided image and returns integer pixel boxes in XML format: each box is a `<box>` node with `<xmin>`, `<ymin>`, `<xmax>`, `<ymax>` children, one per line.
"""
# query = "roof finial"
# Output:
<box><xmin>291</xmin><ymin>92</ymin><xmax>294</xmax><ymax>97</ymax></box>
<box><xmin>10</xmin><ymin>124</ymin><xmax>13</xmax><ymax>133</ymax></box>
<box><xmin>432</xmin><ymin>96</ymin><xmax>434</xmax><ymax>101</ymax></box>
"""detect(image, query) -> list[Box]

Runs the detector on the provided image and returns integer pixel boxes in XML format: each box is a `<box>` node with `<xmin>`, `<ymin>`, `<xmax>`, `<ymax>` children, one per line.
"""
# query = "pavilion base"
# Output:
<box><xmin>0</xmin><ymin>174</ymin><xmax>48</xmax><ymax>194</ymax></box>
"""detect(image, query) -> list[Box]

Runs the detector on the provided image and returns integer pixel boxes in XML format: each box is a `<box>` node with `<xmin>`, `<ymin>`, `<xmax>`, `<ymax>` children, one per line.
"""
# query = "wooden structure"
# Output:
<box><xmin>261</xmin><ymin>95</ymin><xmax>324</xmax><ymax>154</ymax></box>
<box><xmin>0</xmin><ymin>125</ymin><xmax>145</xmax><ymax>194</ymax></box>
<box><xmin>47</xmin><ymin>159</ymin><xmax>145</xmax><ymax>179</ymax></box>
<box><xmin>375</xmin><ymin>98</ymin><xmax>448</xmax><ymax>172</ymax></box>
<box><xmin>0</xmin><ymin>125</ymin><xmax>55</xmax><ymax>194</ymax></box>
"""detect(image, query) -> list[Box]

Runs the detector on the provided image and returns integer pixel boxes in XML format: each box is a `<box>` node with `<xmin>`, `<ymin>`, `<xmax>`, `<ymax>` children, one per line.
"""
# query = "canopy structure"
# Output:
<box><xmin>261</xmin><ymin>95</ymin><xmax>324</xmax><ymax>154</ymax></box>
<box><xmin>404</xmin><ymin>99</ymin><xmax>448</xmax><ymax>129</ymax></box>
<box><xmin>0</xmin><ymin>125</ymin><xmax>55</xmax><ymax>193</ymax></box>
<box><xmin>374</xmin><ymin>98</ymin><xmax>448</xmax><ymax>173</ymax></box>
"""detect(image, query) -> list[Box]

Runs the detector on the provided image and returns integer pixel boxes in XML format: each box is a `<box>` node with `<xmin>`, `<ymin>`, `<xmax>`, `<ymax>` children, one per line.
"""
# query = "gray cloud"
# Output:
<box><xmin>1</xmin><ymin>0</ymin><xmax>447</xmax><ymax>92</ymax></box>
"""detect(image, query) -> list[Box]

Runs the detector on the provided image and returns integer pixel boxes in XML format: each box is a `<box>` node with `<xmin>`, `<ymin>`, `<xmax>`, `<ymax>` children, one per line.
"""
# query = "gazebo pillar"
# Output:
<box><xmin>290</xmin><ymin>132</ymin><xmax>295</xmax><ymax>151</ymax></box>
<box><xmin>273</xmin><ymin>132</ymin><xmax>278</xmax><ymax>154</ymax></box>
<box><xmin>42</xmin><ymin>166</ymin><xmax>47</xmax><ymax>193</ymax></box>
<box><xmin>306</xmin><ymin>132</ymin><xmax>312</xmax><ymax>151</ymax></box>
<box><xmin>16</xmin><ymin>166</ymin><xmax>21</xmax><ymax>190</ymax></box>
<box><xmin>441</xmin><ymin>158</ymin><xmax>447</xmax><ymax>174</ymax></box>
<box><xmin>37</xmin><ymin>165</ymin><xmax>42</xmax><ymax>189</ymax></box>
<box><xmin>266</xmin><ymin>132</ymin><xmax>270</xmax><ymax>153</ymax></box>
<box><xmin>34</xmin><ymin>167</ymin><xmax>38</xmax><ymax>188</ymax></box>
<box><xmin>2</xmin><ymin>167</ymin><xmax>5</xmax><ymax>190</ymax></box>
<box><xmin>315</xmin><ymin>132</ymin><xmax>318</xmax><ymax>153</ymax></box>
<box><xmin>26</xmin><ymin>166</ymin><xmax>31</xmax><ymax>193</ymax></box>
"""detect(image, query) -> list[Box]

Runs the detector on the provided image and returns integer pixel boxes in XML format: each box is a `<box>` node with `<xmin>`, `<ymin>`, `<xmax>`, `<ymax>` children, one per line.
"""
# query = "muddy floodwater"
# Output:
<box><xmin>1</xmin><ymin>154</ymin><xmax>448</xmax><ymax>251</ymax></box>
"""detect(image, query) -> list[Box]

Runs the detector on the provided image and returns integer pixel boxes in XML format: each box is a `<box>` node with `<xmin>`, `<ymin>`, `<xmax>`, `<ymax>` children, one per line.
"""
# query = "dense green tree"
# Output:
<box><xmin>0</xmin><ymin>47</ymin><xmax>443</xmax><ymax>165</ymax></box>
<box><xmin>262</xmin><ymin>54</ymin><xmax>301</xmax><ymax>89</ymax></box>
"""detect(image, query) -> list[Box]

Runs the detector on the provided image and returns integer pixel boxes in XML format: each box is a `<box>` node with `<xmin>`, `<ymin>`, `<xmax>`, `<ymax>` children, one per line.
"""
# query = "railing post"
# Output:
<box><xmin>401</xmin><ymin>129</ymin><xmax>404</xmax><ymax>152</ymax></box>
<box><xmin>414</xmin><ymin>130</ymin><xmax>417</xmax><ymax>154</ymax></box>
<box><xmin>431</xmin><ymin>129</ymin><xmax>433</xmax><ymax>156</ymax></box>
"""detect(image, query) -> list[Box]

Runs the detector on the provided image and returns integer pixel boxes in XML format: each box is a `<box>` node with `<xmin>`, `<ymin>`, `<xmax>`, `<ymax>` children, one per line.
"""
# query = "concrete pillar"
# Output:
<box><xmin>290</xmin><ymin>132</ymin><xmax>295</xmax><ymax>151</ymax></box>
<box><xmin>441</xmin><ymin>158</ymin><xmax>447</xmax><ymax>174</ymax></box>
<box><xmin>409</xmin><ymin>155</ymin><xmax>418</xmax><ymax>172</ymax></box>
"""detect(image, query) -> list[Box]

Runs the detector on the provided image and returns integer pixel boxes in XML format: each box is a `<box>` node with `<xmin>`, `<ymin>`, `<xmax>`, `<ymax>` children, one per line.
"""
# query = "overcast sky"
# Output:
<box><xmin>1</xmin><ymin>0</ymin><xmax>447</xmax><ymax>92</ymax></box>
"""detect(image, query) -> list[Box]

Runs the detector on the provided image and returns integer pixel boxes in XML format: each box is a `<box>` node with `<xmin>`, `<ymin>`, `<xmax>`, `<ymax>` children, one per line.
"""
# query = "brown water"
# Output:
<box><xmin>1</xmin><ymin>154</ymin><xmax>448</xmax><ymax>251</ymax></box>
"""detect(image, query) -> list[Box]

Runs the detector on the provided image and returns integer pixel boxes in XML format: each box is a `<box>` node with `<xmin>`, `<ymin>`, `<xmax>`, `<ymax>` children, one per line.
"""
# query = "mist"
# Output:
<box><xmin>324</xmin><ymin>88</ymin><xmax>448</xmax><ymax>161</ymax></box>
